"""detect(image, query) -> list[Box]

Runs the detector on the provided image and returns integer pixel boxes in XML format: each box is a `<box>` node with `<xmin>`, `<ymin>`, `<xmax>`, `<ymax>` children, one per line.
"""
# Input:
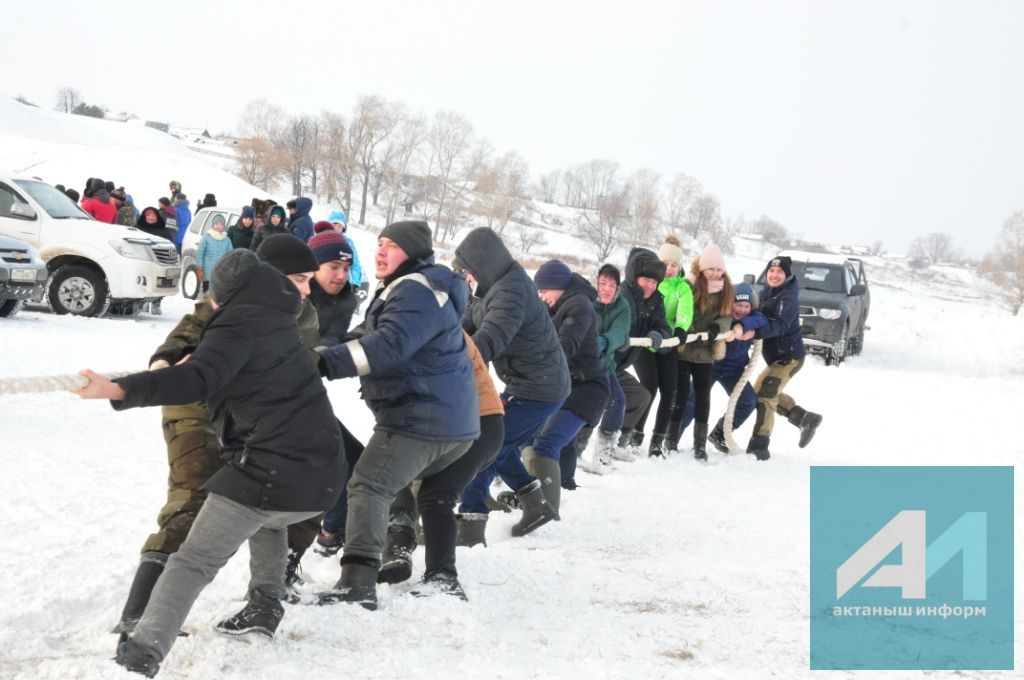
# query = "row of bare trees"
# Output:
<box><xmin>980</xmin><ymin>211</ymin><xmax>1024</xmax><ymax>315</ymax></box>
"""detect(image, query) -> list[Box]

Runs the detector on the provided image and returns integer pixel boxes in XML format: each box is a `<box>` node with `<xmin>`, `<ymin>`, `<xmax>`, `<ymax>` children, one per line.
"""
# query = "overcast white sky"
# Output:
<box><xmin>3</xmin><ymin>0</ymin><xmax>1022</xmax><ymax>254</ymax></box>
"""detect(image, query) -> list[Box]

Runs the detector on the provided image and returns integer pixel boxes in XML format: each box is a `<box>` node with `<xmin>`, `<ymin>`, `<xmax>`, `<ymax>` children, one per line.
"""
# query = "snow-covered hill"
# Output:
<box><xmin>0</xmin><ymin>96</ymin><xmax>1021</xmax><ymax>680</ymax></box>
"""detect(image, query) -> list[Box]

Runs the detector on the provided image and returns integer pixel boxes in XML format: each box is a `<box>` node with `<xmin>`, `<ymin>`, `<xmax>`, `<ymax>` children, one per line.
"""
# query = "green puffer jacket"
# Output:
<box><xmin>678</xmin><ymin>290</ymin><xmax>732</xmax><ymax>364</ymax></box>
<box><xmin>594</xmin><ymin>293</ymin><xmax>631</xmax><ymax>372</ymax></box>
<box><xmin>658</xmin><ymin>276</ymin><xmax>693</xmax><ymax>333</ymax></box>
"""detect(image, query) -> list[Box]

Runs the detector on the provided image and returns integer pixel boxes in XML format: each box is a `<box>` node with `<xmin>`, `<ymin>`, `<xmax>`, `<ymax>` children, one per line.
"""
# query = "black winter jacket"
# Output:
<box><xmin>309</xmin><ymin>278</ymin><xmax>358</xmax><ymax>346</ymax></box>
<box><xmin>112</xmin><ymin>261</ymin><xmax>345</xmax><ymax>512</ymax></box>
<box><xmin>757</xmin><ymin>275</ymin><xmax>806</xmax><ymax>364</ymax></box>
<box><xmin>548</xmin><ymin>274</ymin><xmax>610</xmax><ymax>425</ymax></box>
<box><xmin>455</xmin><ymin>227</ymin><xmax>570</xmax><ymax>405</ymax></box>
<box><xmin>614</xmin><ymin>247</ymin><xmax>671</xmax><ymax>370</ymax></box>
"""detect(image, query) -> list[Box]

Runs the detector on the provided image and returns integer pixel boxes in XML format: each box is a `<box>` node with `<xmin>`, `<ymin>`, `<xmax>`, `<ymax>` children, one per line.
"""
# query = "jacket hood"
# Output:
<box><xmin>454</xmin><ymin>227</ymin><xmax>514</xmax><ymax>295</ymax></box>
<box><xmin>135</xmin><ymin>207</ymin><xmax>166</xmax><ymax>231</ymax></box>
<box><xmin>552</xmin><ymin>273</ymin><xmax>597</xmax><ymax>313</ymax></box>
<box><xmin>213</xmin><ymin>251</ymin><xmax>301</xmax><ymax>315</ymax></box>
<box><xmin>295</xmin><ymin>197</ymin><xmax>313</xmax><ymax>217</ymax></box>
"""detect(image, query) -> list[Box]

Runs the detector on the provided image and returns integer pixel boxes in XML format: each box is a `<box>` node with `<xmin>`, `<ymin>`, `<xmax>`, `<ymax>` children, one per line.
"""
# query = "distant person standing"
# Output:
<box><xmin>287</xmin><ymin>197</ymin><xmax>314</xmax><ymax>242</ymax></box>
<box><xmin>327</xmin><ymin>209</ymin><xmax>363</xmax><ymax>288</ymax></box>
<box><xmin>250</xmin><ymin>205</ymin><xmax>289</xmax><ymax>251</ymax></box>
<box><xmin>81</xmin><ymin>178</ymin><xmax>118</xmax><ymax>223</ymax></box>
<box><xmin>195</xmin><ymin>214</ymin><xmax>233</xmax><ymax>293</ymax></box>
<box><xmin>227</xmin><ymin>206</ymin><xmax>257</xmax><ymax>250</ymax></box>
<box><xmin>172</xmin><ymin>194</ymin><xmax>192</xmax><ymax>253</ymax></box>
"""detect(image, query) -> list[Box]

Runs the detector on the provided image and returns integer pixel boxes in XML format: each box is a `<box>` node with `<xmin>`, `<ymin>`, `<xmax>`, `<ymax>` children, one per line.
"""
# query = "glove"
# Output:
<box><xmin>315</xmin><ymin>350</ymin><xmax>330</xmax><ymax>378</ymax></box>
<box><xmin>674</xmin><ymin>327</ymin><xmax>688</xmax><ymax>343</ymax></box>
<box><xmin>646</xmin><ymin>331</ymin><xmax>663</xmax><ymax>350</ymax></box>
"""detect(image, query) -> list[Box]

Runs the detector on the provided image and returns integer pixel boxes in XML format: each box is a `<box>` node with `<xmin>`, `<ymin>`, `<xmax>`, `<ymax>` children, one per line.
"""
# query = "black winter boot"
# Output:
<box><xmin>747</xmin><ymin>435</ymin><xmax>771</xmax><ymax>461</ymax></box>
<box><xmin>216</xmin><ymin>587</ymin><xmax>284</xmax><ymax>638</ymax></box>
<box><xmin>648</xmin><ymin>433</ymin><xmax>666</xmax><ymax>458</ymax></box>
<box><xmin>788</xmin><ymin>406</ymin><xmax>823</xmax><ymax>448</ymax></box>
<box><xmin>629</xmin><ymin>429</ymin><xmax>645</xmax><ymax>449</ymax></box>
<box><xmin>283</xmin><ymin>546</ymin><xmax>305</xmax><ymax>603</ymax></box>
<box><xmin>665</xmin><ymin>419</ymin><xmax>683</xmax><ymax>453</ymax></box>
<box><xmin>113</xmin><ymin>552</ymin><xmax>167</xmax><ymax>635</ymax></box>
<box><xmin>510</xmin><ymin>480</ymin><xmax>558</xmax><ymax>537</ymax></box>
<box><xmin>530</xmin><ymin>456</ymin><xmax>562</xmax><ymax>517</ymax></box>
<box><xmin>318</xmin><ymin>557</ymin><xmax>379</xmax><ymax>610</ymax></box>
<box><xmin>114</xmin><ymin>638</ymin><xmax>160</xmax><ymax>677</ymax></box>
<box><xmin>455</xmin><ymin>513</ymin><xmax>488</xmax><ymax>548</ymax></box>
<box><xmin>411</xmin><ymin>569</ymin><xmax>468</xmax><ymax>601</ymax></box>
<box><xmin>693</xmin><ymin>423</ymin><xmax>709</xmax><ymax>461</ymax></box>
<box><xmin>378</xmin><ymin>525</ymin><xmax>417</xmax><ymax>585</ymax></box>
<box><xmin>617</xmin><ymin>429</ymin><xmax>633</xmax><ymax>449</ymax></box>
<box><xmin>708</xmin><ymin>422</ymin><xmax>729</xmax><ymax>454</ymax></box>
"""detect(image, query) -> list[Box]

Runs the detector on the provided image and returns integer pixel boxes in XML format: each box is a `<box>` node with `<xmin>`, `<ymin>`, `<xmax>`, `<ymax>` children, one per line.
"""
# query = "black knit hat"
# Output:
<box><xmin>533</xmin><ymin>259</ymin><xmax>572</xmax><ymax>290</ymax></box>
<box><xmin>379</xmin><ymin>220</ymin><xmax>433</xmax><ymax>260</ymax></box>
<box><xmin>256</xmin><ymin>234</ymin><xmax>319</xmax><ymax>275</ymax></box>
<box><xmin>768</xmin><ymin>255</ymin><xmax>793</xmax><ymax>278</ymax></box>
<box><xmin>634</xmin><ymin>257</ymin><xmax>667</xmax><ymax>283</ymax></box>
<box><xmin>597</xmin><ymin>263</ymin><xmax>621</xmax><ymax>287</ymax></box>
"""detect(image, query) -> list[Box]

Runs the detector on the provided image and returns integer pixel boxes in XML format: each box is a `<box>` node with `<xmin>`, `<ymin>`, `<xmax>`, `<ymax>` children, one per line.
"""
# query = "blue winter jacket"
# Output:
<box><xmin>196</xmin><ymin>233</ymin><xmax>234</xmax><ymax>274</ymax></box>
<box><xmin>319</xmin><ymin>257</ymin><xmax>480</xmax><ymax>442</ymax></box>
<box><xmin>288</xmin><ymin>197</ymin><xmax>314</xmax><ymax>243</ymax></box>
<box><xmin>756</xmin><ymin>276</ymin><xmax>806</xmax><ymax>364</ymax></box>
<box><xmin>716</xmin><ymin>311</ymin><xmax>769</xmax><ymax>375</ymax></box>
<box><xmin>174</xmin><ymin>203</ymin><xmax>192</xmax><ymax>247</ymax></box>
<box><xmin>345</xmin><ymin>234</ymin><xmax>364</xmax><ymax>287</ymax></box>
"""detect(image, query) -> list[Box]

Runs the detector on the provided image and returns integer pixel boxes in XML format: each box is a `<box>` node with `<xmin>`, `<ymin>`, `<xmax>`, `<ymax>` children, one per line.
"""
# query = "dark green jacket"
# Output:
<box><xmin>595</xmin><ymin>293</ymin><xmax>631</xmax><ymax>373</ymax></box>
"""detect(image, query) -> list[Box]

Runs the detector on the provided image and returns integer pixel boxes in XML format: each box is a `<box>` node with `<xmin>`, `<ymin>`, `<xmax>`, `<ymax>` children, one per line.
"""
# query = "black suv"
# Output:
<box><xmin>751</xmin><ymin>251</ymin><xmax>870</xmax><ymax>366</ymax></box>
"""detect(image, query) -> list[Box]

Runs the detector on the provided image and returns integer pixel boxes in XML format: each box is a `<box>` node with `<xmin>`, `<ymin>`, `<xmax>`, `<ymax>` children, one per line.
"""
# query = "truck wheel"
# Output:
<box><xmin>848</xmin><ymin>326</ymin><xmax>865</xmax><ymax>356</ymax></box>
<box><xmin>0</xmin><ymin>299</ymin><xmax>22</xmax><ymax>318</ymax></box>
<box><xmin>181</xmin><ymin>263</ymin><xmax>201</xmax><ymax>300</ymax></box>
<box><xmin>825</xmin><ymin>325</ymin><xmax>848</xmax><ymax>367</ymax></box>
<box><xmin>46</xmin><ymin>265</ymin><xmax>111</xmax><ymax>317</ymax></box>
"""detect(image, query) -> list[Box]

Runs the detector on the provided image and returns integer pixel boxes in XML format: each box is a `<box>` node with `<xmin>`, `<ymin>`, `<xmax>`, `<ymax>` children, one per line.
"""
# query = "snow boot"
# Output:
<box><xmin>112</xmin><ymin>551</ymin><xmax>167</xmax><ymax>635</ymax></box>
<box><xmin>114</xmin><ymin>638</ymin><xmax>160</xmax><ymax>678</ymax></box>
<box><xmin>603</xmin><ymin>428</ymin><xmax>635</xmax><ymax>462</ymax></box>
<box><xmin>530</xmin><ymin>455</ymin><xmax>561</xmax><ymax>517</ymax></box>
<box><xmin>648</xmin><ymin>432</ymin><xmax>666</xmax><ymax>458</ymax></box>
<box><xmin>510</xmin><ymin>480</ymin><xmax>558</xmax><ymax>537</ymax></box>
<box><xmin>455</xmin><ymin>513</ymin><xmax>488</xmax><ymax>548</ymax></box>
<box><xmin>708</xmin><ymin>422</ymin><xmax>729</xmax><ymax>454</ymax></box>
<box><xmin>314</xmin><ymin>525</ymin><xmax>345</xmax><ymax>556</ymax></box>
<box><xmin>747</xmin><ymin>435</ymin><xmax>771</xmax><ymax>461</ymax></box>
<box><xmin>215</xmin><ymin>587</ymin><xmax>284</xmax><ymax>638</ymax></box>
<box><xmin>317</xmin><ymin>557</ymin><xmax>379</xmax><ymax>610</ymax></box>
<box><xmin>377</xmin><ymin>524</ymin><xmax>417</xmax><ymax>585</ymax></box>
<box><xmin>693</xmin><ymin>423</ymin><xmax>709</xmax><ymax>461</ymax></box>
<box><xmin>665</xmin><ymin>419</ymin><xmax>683</xmax><ymax>454</ymax></box>
<box><xmin>788</xmin><ymin>406</ymin><xmax>823</xmax><ymax>448</ymax></box>
<box><xmin>410</xmin><ymin>569</ymin><xmax>468</xmax><ymax>601</ymax></box>
<box><xmin>283</xmin><ymin>546</ymin><xmax>305</xmax><ymax>603</ymax></box>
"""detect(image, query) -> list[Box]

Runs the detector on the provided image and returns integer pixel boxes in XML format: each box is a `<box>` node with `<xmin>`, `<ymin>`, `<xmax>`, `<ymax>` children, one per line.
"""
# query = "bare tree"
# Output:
<box><xmin>280</xmin><ymin>115</ymin><xmax>317</xmax><ymax>196</ymax></box>
<box><xmin>511</xmin><ymin>222</ymin><xmax>548</xmax><ymax>257</ymax></box>
<box><xmin>623</xmin><ymin>168</ymin><xmax>661</xmax><ymax>247</ymax></box>
<box><xmin>980</xmin><ymin>211</ymin><xmax>1024</xmax><ymax>315</ymax></box>
<box><xmin>424</xmin><ymin>110</ymin><xmax>478</xmax><ymax>243</ymax></box>
<box><xmin>349</xmin><ymin>96</ymin><xmax>401</xmax><ymax>225</ymax></box>
<box><xmin>380</xmin><ymin>114</ymin><xmax>426</xmax><ymax>225</ymax></box>
<box><xmin>576</xmin><ymin>185</ymin><xmax>629</xmax><ymax>261</ymax></box>
<box><xmin>575</xmin><ymin>159</ymin><xmax>620</xmax><ymax>209</ymax></box>
<box><xmin>318</xmin><ymin>111</ymin><xmax>352</xmax><ymax>210</ymax></box>
<box><xmin>55</xmin><ymin>87</ymin><xmax>83</xmax><ymax>114</ymax></box>
<box><xmin>664</xmin><ymin>173</ymin><xmax>703</xmax><ymax>238</ymax></box>
<box><xmin>751</xmin><ymin>214</ymin><xmax>789</xmax><ymax>244</ymax></box>
<box><xmin>907</xmin><ymin>232</ymin><xmax>959</xmax><ymax>268</ymax></box>
<box><xmin>537</xmin><ymin>169</ymin><xmax>562</xmax><ymax>204</ymax></box>
<box><xmin>685</xmin><ymin>193</ymin><xmax>722</xmax><ymax>240</ymax></box>
<box><xmin>473</xmin><ymin>151</ymin><xmax>532</xmax><ymax>234</ymax></box>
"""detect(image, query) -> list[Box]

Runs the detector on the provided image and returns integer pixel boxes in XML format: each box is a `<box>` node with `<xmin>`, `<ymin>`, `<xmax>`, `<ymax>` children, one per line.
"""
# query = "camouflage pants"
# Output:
<box><xmin>752</xmin><ymin>356</ymin><xmax>805</xmax><ymax>438</ymax></box>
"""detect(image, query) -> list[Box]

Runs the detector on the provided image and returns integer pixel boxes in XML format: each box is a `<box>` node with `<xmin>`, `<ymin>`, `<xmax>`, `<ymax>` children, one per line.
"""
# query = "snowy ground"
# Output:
<box><xmin>1</xmin><ymin>261</ymin><xmax>1021</xmax><ymax>680</ymax></box>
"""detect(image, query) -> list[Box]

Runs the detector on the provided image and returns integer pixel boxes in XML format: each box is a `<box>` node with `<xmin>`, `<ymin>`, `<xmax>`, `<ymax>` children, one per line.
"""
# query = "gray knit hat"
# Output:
<box><xmin>210</xmin><ymin>248</ymin><xmax>260</xmax><ymax>305</ymax></box>
<box><xmin>379</xmin><ymin>220</ymin><xmax>433</xmax><ymax>260</ymax></box>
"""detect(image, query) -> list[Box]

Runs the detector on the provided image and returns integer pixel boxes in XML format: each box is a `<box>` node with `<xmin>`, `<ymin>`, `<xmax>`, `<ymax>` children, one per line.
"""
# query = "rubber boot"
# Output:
<box><xmin>455</xmin><ymin>513</ymin><xmax>488</xmax><ymax>548</ymax></box>
<box><xmin>747</xmin><ymin>435</ymin><xmax>771</xmax><ymax>461</ymax></box>
<box><xmin>693</xmin><ymin>422</ymin><xmax>709</xmax><ymax>461</ymax></box>
<box><xmin>665</xmin><ymin>419</ymin><xmax>683</xmax><ymax>453</ymax></box>
<box><xmin>318</xmin><ymin>558</ymin><xmax>379</xmax><ymax>610</ymax></box>
<box><xmin>377</xmin><ymin>525</ymin><xmax>417</xmax><ymax>584</ymax></box>
<box><xmin>788</xmin><ymin>406</ymin><xmax>823</xmax><ymax>448</ymax></box>
<box><xmin>113</xmin><ymin>552</ymin><xmax>167</xmax><ymax>635</ymax></box>
<box><xmin>529</xmin><ymin>455</ymin><xmax>561</xmax><ymax>518</ymax></box>
<box><xmin>510</xmin><ymin>480</ymin><xmax>558</xmax><ymax>537</ymax></box>
<box><xmin>648</xmin><ymin>432</ymin><xmax>666</xmax><ymax>458</ymax></box>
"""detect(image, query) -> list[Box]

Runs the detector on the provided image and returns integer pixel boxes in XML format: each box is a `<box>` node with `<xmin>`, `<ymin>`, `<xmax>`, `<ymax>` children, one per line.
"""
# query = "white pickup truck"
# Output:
<box><xmin>0</xmin><ymin>173</ymin><xmax>181</xmax><ymax>316</ymax></box>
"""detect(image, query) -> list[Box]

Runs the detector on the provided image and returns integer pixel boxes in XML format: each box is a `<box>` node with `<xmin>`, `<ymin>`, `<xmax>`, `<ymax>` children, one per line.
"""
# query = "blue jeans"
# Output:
<box><xmin>679</xmin><ymin>368</ymin><xmax>758</xmax><ymax>432</ymax></box>
<box><xmin>597</xmin><ymin>367</ymin><xmax>626</xmax><ymax>432</ymax></box>
<box><xmin>459</xmin><ymin>395</ymin><xmax>563</xmax><ymax>514</ymax></box>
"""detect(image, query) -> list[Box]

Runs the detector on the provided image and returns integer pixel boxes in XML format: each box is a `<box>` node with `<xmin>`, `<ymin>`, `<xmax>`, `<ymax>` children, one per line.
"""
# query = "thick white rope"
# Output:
<box><xmin>627</xmin><ymin>330</ymin><xmax>728</xmax><ymax>347</ymax></box>
<box><xmin>723</xmin><ymin>339</ymin><xmax>762</xmax><ymax>455</ymax></box>
<box><xmin>0</xmin><ymin>371</ymin><xmax>133</xmax><ymax>396</ymax></box>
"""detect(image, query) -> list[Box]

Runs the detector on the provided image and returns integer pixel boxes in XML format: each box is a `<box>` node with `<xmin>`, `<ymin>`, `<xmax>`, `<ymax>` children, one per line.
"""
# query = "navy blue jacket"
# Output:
<box><xmin>548</xmin><ymin>274</ymin><xmax>610</xmax><ymax>426</ymax></box>
<box><xmin>756</xmin><ymin>276</ymin><xmax>806</xmax><ymax>364</ymax></box>
<box><xmin>288</xmin><ymin>197</ymin><xmax>314</xmax><ymax>243</ymax></box>
<box><xmin>716</xmin><ymin>311</ymin><xmax>769</xmax><ymax>375</ymax></box>
<box><xmin>320</xmin><ymin>257</ymin><xmax>479</xmax><ymax>442</ymax></box>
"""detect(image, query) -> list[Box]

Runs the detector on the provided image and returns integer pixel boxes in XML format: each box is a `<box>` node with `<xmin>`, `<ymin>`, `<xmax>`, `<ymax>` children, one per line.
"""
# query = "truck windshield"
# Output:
<box><xmin>791</xmin><ymin>263</ymin><xmax>845</xmax><ymax>293</ymax></box>
<box><xmin>13</xmin><ymin>180</ymin><xmax>91</xmax><ymax>220</ymax></box>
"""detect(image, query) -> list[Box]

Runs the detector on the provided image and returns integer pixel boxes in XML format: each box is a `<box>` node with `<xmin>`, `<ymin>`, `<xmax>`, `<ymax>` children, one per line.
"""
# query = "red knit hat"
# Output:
<box><xmin>313</xmin><ymin>220</ymin><xmax>335</xmax><ymax>234</ymax></box>
<box><xmin>308</xmin><ymin>230</ymin><xmax>354</xmax><ymax>265</ymax></box>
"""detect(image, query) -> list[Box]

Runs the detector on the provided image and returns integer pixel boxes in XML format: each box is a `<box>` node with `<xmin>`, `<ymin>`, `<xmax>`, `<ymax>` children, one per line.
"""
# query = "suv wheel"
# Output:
<box><xmin>848</xmin><ymin>325</ymin><xmax>865</xmax><ymax>357</ymax></box>
<box><xmin>47</xmin><ymin>265</ymin><xmax>111</xmax><ymax>317</ymax></box>
<box><xmin>0</xmin><ymin>299</ymin><xmax>22</xmax><ymax>318</ymax></box>
<box><xmin>181</xmin><ymin>262</ymin><xmax>201</xmax><ymax>300</ymax></box>
<box><xmin>825</xmin><ymin>324</ymin><xmax>848</xmax><ymax>367</ymax></box>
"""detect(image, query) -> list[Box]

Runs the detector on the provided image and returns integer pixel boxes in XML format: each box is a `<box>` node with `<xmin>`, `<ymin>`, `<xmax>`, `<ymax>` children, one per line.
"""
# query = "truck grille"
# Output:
<box><xmin>1</xmin><ymin>248</ymin><xmax>32</xmax><ymax>264</ymax></box>
<box><xmin>151</xmin><ymin>245</ymin><xmax>179</xmax><ymax>266</ymax></box>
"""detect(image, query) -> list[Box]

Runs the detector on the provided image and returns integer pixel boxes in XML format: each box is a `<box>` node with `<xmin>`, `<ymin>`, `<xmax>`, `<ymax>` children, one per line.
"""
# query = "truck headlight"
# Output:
<box><xmin>109</xmin><ymin>240</ymin><xmax>153</xmax><ymax>261</ymax></box>
<box><xmin>817</xmin><ymin>308</ymin><xmax>842</xmax><ymax>320</ymax></box>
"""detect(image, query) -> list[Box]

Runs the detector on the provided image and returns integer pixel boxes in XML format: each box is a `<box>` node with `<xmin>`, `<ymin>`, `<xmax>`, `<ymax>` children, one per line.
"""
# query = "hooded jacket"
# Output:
<box><xmin>250</xmin><ymin>206</ymin><xmax>289</xmax><ymax>251</ymax></box>
<box><xmin>595</xmin><ymin>290</ymin><xmax>632</xmax><ymax>373</ymax></box>
<box><xmin>756</xmin><ymin>275</ymin><xmax>806</xmax><ymax>364</ymax></box>
<box><xmin>320</xmin><ymin>257</ymin><xmax>479</xmax><ymax>442</ymax></box>
<box><xmin>112</xmin><ymin>259</ymin><xmax>345</xmax><ymax>512</ymax></box>
<box><xmin>614</xmin><ymin>247</ymin><xmax>671</xmax><ymax>371</ymax></box>
<box><xmin>547</xmin><ymin>273</ymin><xmax>610</xmax><ymax>426</ymax></box>
<box><xmin>288</xmin><ymin>197</ymin><xmax>314</xmax><ymax>243</ymax></box>
<box><xmin>81</xmin><ymin>179</ymin><xmax>118</xmax><ymax>223</ymax></box>
<box><xmin>134</xmin><ymin>208</ymin><xmax>176</xmax><ymax>243</ymax></box>
<box><xmin>454</xmin><ymin>227</ymin><xmax>570</xmax><ymax>405</ymax></box>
